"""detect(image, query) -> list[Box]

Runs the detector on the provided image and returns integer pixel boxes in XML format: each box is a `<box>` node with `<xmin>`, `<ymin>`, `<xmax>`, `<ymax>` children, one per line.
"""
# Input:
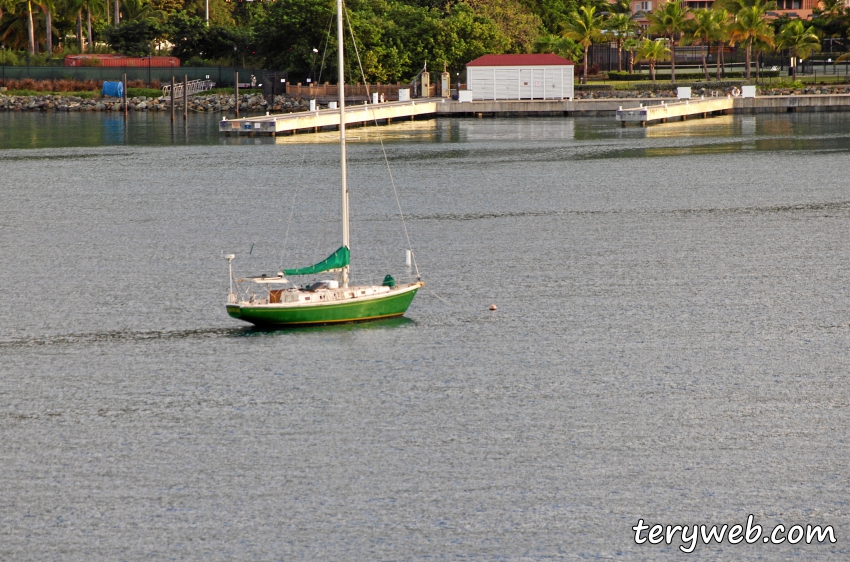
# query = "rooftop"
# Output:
<box><xmin>467</xmin><ymin>54</ymin><xmax>575</xmax><ymax>67</ymax></box>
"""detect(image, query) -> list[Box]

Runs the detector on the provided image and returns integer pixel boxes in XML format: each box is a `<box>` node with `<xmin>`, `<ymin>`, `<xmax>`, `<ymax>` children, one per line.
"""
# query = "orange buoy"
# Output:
<box><xmin>489</xmin><ymin>304</ymin><xmax>497</xmax><ymax>311</ymax></box>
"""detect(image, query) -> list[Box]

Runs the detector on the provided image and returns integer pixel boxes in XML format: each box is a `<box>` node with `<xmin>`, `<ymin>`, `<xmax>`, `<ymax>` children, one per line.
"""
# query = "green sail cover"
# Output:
<box><xmin>283</xmin><ymin>246</ymin><xmax>349</xmax><ymax>276</ymax></box>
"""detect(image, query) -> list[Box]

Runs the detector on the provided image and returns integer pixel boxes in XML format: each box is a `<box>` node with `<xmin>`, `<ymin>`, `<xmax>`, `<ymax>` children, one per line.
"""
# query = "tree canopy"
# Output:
<box><xmin>1</xmin><ymin>0</ymin><xmax>850</xmax><ymax>85</ymax></box>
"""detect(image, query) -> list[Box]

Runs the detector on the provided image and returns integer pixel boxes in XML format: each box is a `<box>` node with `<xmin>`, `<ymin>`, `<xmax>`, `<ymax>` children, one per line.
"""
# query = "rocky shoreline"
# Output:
<box><xmin>0</xmin><ymin>93</ymin><xmax>310</xmax><ymax>113</ymax></box>
<box><xmin>3</xmin><ymin>85</ymin><xmax>850</xmax><ymax>111</ymax></box>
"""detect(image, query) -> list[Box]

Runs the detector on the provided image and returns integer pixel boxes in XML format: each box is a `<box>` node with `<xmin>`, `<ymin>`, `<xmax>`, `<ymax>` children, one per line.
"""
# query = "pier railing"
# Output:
<box><xmin>286</xmin><ymin>82</ymin><xmax>443</xmax><ymax>100</ymax></box>
<box><xmin>161</xmin><ymin>79</ymin><xmax>215</xmax><ymax>98</ymax></box>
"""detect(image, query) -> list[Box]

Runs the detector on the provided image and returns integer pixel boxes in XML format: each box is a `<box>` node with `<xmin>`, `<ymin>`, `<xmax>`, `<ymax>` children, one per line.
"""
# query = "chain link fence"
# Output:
<box><xmin>0</xmin><ymin>65</ymin><xmax>274</xmax><ymax>88</ymax></box>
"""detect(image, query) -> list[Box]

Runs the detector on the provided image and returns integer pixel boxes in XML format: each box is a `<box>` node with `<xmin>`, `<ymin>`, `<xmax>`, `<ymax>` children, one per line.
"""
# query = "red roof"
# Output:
<box><xmin>466</xmin><ymin>54</ymin><xmax>574</xmax><ymax>67</ymax></box>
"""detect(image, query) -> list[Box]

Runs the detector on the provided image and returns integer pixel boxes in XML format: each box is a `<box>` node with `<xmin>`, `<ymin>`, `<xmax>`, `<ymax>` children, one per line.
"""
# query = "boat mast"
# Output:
<box><xmin>337</xmin><ymin>0</ymin><xmax>350</xmax><ymax>287</ymax></box>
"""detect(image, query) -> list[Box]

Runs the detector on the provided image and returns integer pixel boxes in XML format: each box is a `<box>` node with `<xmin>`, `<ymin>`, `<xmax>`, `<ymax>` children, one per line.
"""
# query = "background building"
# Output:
<box><xmin>465</xmin><ymin>54</ymin><xmax>575</xmax><ymax>101</ymax></box>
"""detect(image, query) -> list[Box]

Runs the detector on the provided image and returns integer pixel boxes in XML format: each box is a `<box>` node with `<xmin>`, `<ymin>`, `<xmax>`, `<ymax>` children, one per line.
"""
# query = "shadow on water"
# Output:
<box><xmin>0</xmin><ymin>317</ymin><xmax>415</xmax><ymax>348</ymax></box>
<box><xmin>238</xmin><ymin>316</ymin><xmax>415</xmax><ymax>336</ymax></box>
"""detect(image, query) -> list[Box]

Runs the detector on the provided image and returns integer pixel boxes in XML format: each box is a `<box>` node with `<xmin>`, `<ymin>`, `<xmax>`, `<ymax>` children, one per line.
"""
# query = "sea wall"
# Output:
<box><xmin>0</xmin><ymin>93</ymin><xmax>310</xmax><ymax>113</ymax></box>
<box><xmin>572</xmin><ymin>84</ymin><xmax>850</xmax><ymax>100</ymax></box>
<box><xmin>5</xmin><ymin>89</ymin><xmax>850</xmax><ymax>116</ymax></box>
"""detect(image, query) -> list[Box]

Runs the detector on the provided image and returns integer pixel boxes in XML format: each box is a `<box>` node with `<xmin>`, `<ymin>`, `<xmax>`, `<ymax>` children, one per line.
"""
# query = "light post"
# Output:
<box><xmin>233</xmin><ymin>44</ymin><xmax>239</xmax><ymax>118</ymax></box>
<box><xmin>2</xmin><ymin>46</ymin><xmax>5</xmax><ymax>87</ymax></box>
<box><xmin>456</xmin><ymin>72</ymin><xmax>459</xmax><ymax>94</ymax></box>
<box><xmin>205</xmin><ymin>0</ymin><xmax>209</xmax><ymax>26</ymax></box>
<box><xmin>309</xmin><ymin>47</ymin><xmax>318</xmax><ymax>84</ymax></box>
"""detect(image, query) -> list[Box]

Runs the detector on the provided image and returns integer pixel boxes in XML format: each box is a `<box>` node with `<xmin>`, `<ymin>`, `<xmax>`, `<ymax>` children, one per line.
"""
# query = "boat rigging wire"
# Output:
<box><xmin>344</xmin><ymin>3</ymin><xmax>421</xmax><ymax>279</ymax></box>
<box><xmin>279</xmin><ymin>138</ymin><xmax>311</xmax><ymax>271</ymax></box>
<box><xmin>317</xmin><ymin>15</ymin><xmax>334</xmax><ymax>85</ymax></box>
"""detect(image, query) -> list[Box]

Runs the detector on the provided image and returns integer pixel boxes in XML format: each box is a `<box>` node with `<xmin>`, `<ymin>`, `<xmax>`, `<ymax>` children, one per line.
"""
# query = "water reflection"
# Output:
<box><xmin>642</xmin><ymin>114</ymin><xmax>739</xmax><ymax>138</ymax></box>
<box><xmin>5</xmin><ymin>110</ymin><xmax>850</xmax><ymax>158</ymax></box>
<box><xmin>0</xmin><ymin>111</ymin><xmax>221</xmax><ymax>149</ymax></box>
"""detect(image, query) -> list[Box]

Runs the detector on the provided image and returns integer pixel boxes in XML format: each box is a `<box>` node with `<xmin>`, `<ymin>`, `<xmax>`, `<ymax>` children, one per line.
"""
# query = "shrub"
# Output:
<box><xmin>575</xmin><ymin>84</ymin><xmax>615</xmax><ymax>91</ymax></box>
<box><xmin>768</xmin><ymin>79</ymin><xmax>805</xmax><ymax>89</ymax></box>
<box><xmin>688</xmin><ymin>80</ymin><xmax>746</xmax><ymax>90</ymax></box>
<box><xmin>608</xmin><ymin>71</ymin><xmax>647</xmax><ymax>81</ymax></box>
<box><xmin>2</xmin><ymin>78</ymin><xmax>103</xmax><ymax>92</ymax></box>
<box><xmin>128</xmin><ymin>87</ymin><xmax>164</xmax><ymax>97</ymax></box>
<box><xmin>0</xmin><ymin>50</ymin><xmax>20</xmax><ymax>66</ymax></box>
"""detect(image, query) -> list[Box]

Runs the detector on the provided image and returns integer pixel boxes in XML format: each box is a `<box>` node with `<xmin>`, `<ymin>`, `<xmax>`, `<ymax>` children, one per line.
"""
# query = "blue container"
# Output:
<box><xmin>101</xmin><ymin>81</ymin><xmax>124</xmax><ymax>98</ymax></box>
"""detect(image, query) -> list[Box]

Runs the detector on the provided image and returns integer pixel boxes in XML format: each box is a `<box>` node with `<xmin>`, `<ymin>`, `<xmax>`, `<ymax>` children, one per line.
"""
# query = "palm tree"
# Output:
<box><xmin>23</xmin><ymin>0</ymin><xmax>34</xmax><ymax>55</ymax></box>
<box><xmin>730</xmin><ymin>1</ymin><xmax>774</xmax><ymax>80</ymax></box>
<box><xmin>533</xmin><ymin>34</ymin><xmax>582</xmax><ymax>62</ymax></box>
<box><xmin>62</xmin><ymin>0</ymin><xmax>86</xmax><ymax>51</ymax></box>
<box><xmin>0</xmin><ymin>0</ymin><xmax>37</xmax><ymax>54</ymax></box>
<box><xmin>648</xmin><ymin>0</ymin><xmax>688</xmax><ymax>83</ymax></box>
<box><xmin>778</xmin><ymin>19</ymin><xmax>821</xmax><ymax>80</ymax></box>
<box><xmin>609</xmin><ymin>0</ymin><xmax>631</xmax><ymax>14</ymax></box>
<box><xmin>37</xmin><ymin>0</ymin><xmax>56</xmax><ymax>55</ymax></box>
<box><xmin>82</xmin><ymin>0</ymin><xmax>105</xmax><ymax>52</ymax></box>
<box><xmin>623</xmin><ymin>36</ymin><xmax>640</xmax><ymax>74</ymax></box>
<box><xmin>562</xmin><ymin>5</ymin><xmax>605</xmax><ymax>84</ymax></box>
<box><xmin>2</xmin><ymin>0</ymin><xmax>37</xmax><ymax>54</ymax></box>
<box><xmin>606</xmin><ymin>12</ymin><xmax>638</xmax><ymax>73</ymax></box>
<box><xmin>120</xmin><ymin>0</ymin><xmax>161</xmax><ymax>21</ymax></box>
<box><xmin>711</xmin><ymin>9</ymin><xmax>731</xmax><ymax>80</ymax></box>
<box><xmin>637</xmin><ymin>38</ymin><xmax>671</xmax><ymax>83</ymax></box>
<box><xmin>686</xmin><ymin>9</ymin><xmax>721</xmax><ymax>80</ymax></box>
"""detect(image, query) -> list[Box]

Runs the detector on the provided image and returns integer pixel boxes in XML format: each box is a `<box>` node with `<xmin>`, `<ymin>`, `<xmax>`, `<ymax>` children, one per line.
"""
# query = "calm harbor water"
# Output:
<box><xmin>2</xmin><ymin>111</ymin><xmax>850</xmax><ymax>560</ymax></box>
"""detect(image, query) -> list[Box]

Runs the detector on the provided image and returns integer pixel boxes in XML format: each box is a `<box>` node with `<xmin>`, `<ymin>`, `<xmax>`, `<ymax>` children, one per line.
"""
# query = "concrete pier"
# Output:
<box><xmin>219</xmin><ymin>94</ymin><xmax>850</xmax><ymax>136</ymax></box>
<box><xmin>219</xmin><ymin>99</ymin><xmax>439</xmax><ymax>136</ymax></box>
<box><xmin>616</xmin><ymin>97</ymin><xmax>735</xmax><ymax>126</ymax></box>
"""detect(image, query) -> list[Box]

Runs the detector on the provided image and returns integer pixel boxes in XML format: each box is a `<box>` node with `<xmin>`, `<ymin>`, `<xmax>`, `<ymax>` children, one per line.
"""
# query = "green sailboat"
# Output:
<box><xmin>224</xmin><ymin>0</ymin><xmax>422</xmax><ymax>327</ymax></box>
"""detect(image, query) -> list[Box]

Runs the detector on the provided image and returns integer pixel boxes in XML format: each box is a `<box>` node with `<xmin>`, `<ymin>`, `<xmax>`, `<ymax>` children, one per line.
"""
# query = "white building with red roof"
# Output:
<box><xmin>465</xmin><ymin>54</ymin><xmax>575</xmax><ymax>101</ymax></box>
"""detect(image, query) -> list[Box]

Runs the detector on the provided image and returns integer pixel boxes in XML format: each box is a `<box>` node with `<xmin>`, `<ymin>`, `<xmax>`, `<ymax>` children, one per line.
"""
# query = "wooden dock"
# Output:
<box><xmin>219</xmin><ymin>99</ymin><xmax>440</xmax><ymax>136</ymax></box>
<box><xmin>615</xmin><ymin>97</ymin><xmax>735</xmax><ymax>126</ymax></box>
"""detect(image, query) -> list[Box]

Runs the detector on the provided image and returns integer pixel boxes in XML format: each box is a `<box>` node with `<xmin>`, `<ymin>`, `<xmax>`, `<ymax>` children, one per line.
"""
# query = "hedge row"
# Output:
<box><xmin>627</xmin><ymin>80</ymin><xmax>745</xmax><ymax>91</ymax></box>
<box><xmin>607</xmin><ymin>70</ymin><xmax>780</xmax><ymax>80</ymax></box>
<box><xmin>575</xmin><ymin>84</ymin><xmax>615</xmax><ymax>91</ymax></box>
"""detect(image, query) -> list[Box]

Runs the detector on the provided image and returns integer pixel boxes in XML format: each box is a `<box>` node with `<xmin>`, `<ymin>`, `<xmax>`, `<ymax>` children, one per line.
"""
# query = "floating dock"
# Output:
<box><xmin>219</xmin><ymin>99</ymin><xmax>439</xmax><ymax>136</ymax></box>
<box><xmin>616</xmin><ymin>97</ymin><xmax>735</xmax><ymax>127</ymax></box>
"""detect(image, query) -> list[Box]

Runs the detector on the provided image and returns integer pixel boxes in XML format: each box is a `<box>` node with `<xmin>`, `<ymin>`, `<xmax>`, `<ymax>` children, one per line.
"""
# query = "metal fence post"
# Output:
<box><xmin>183</xmin><ymin>74</ymin><xmax>188</xmax><ymax>119</ymax></box>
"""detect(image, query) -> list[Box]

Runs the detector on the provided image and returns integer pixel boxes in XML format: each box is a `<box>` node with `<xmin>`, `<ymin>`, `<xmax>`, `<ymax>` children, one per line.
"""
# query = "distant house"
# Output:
<box><xmin>628</xmin><ymin>0</ymin><xmax>817</xmax><ymax>25</ymax></box>
<box><xmin>465</xmin><ymin>54</ymin><xmax>575</xmax><ymax>101</ymax></box>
